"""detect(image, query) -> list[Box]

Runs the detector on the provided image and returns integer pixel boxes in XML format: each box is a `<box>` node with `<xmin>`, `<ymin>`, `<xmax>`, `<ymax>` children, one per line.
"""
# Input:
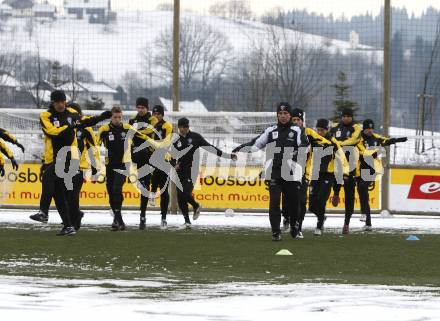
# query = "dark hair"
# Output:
<box><xmin>50</xmin><ymin>90</ymin><xmax>66</xmax><ymax>102</ymax></box>
<box><xmin>316</xmin><ymin>118</ymin><xmax>329</xmax><ymax>130</ymax></box>
<box><xmin>152</xmin><ymin>104</ymin><xmax>165</xmax><ymax>115</ymax></box>
<box><xmin>177</xmin><ymin>117</ymin><xmax>190</xmax><ymax>128</ymax></box>
<box><xmin>136</xmin><ymin>97</ymin><xmax>149</xmax><ymax>108</ymax></box>
<box><xmin>67</xmin><ymin>102</ymin><xmax>82</xmax><ymax>115</ymax></box>
<box><xmin>111</xmin><ymin>105</ymin><xmax>122</xmax><ymax>114</ymax></box>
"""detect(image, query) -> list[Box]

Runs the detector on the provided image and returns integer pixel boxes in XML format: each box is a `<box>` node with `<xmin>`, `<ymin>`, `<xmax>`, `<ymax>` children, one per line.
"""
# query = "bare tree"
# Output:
<box><xmin>209</xmin><ymin>2</ymin><xmax>227</xmax><ymax>18</ymax></box>
<box><xmin>266</xmin><ymin>26</ymin><xmax>328</xmax><ymax>108</ymax></box>
<box><xmin>139</xmin><ymin>44</ymin><xmax>155</xmax><ymax>89</ymax></box>
<box><xmin>154</xmin><ymin>18</ymin><xmax>232</xmax><ymax>91</ymax></box>
<box><xmin>18</xmin><ymin>45</ymin><xmax>48</xmax><ymax>108</ymax></box>
<box><xmin>236</xmin><ymin>42</ymin><xmax>274</xmax><ymax>111</ymax></box>
<box><xmin>24</xmin><ymin>17</ymin><xmax>34</xmax><ymax>40</ymax></box>
<box><xmin>416</xmin><ymin>16</ymin><xmax>440</xmax><ymax>152</ymax></box>
<box><xmin>227</xmin><ymin>0</ymin><xmax>251</xmax><ymax>21</ymax></box>
<box><xmin>156</xmin><ymin>2</ymin><xmax>173</xmax><ymax>11</ymax></box>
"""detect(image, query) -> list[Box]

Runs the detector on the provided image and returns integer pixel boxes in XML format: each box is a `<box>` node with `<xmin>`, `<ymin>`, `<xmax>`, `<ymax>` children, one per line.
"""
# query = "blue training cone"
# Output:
<box><xmin>406</xmin><ymin>235</ymin><xmax>420</xmax><ymax>241</ymax></box>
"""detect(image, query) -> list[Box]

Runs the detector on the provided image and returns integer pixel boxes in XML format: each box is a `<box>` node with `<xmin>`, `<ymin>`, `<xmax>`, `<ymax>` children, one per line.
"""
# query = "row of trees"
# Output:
<box><xmin>120</xmin><ymin>18</ymin><xmax>365</xmax><ymax>123</ymax></box>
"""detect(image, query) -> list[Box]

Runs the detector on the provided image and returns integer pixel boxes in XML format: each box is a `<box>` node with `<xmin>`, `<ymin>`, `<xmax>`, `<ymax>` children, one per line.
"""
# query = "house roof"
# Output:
<box><xmin>158</xmin><ymin>97</ymin><xmax>208</xmax><ymax>113</ymax></box>
<box><xmin>4</xmin><ymin>0</ymin><xmax>34</xmax><ymax>10</ymax></box>
<box><xmin>59</xmin><ymin>81</ymin><xmax>117</xmax><ymax>94</ymax></box>
<box><xmin>64</xmin><ymin>0</ymin><xmax>109</xmax><ymax>9</ymax></box>
<box><xmin>33</xmin><ymin>3</ymin><xmax>56</xmax><ymax>13</ymax></box>
<box><xmin>0</xmin><ymin>4</ymin><xmax>13</xmax><ymax>11</ymax></box>
<box><xmin>0</xmin><ymin>74</ymin><xmax>20</xmax><ymax>88</ymax></box>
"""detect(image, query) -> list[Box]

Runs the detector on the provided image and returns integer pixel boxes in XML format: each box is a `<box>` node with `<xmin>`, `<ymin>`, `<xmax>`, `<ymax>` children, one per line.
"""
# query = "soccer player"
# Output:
<box><xmin>289</xmin><ymin>108</ymin><xmax>336</xmax><ymax>238</ymax></box>
<box><xmin>98</xmin><ymin>105</ymin><xmax>155</xmax><ymax>231</ymax></box>
<box><xmin>128</xmin><ymin>97</ymin><xmax>158</xmax><ymax>229</ymax></box>
<box><xmin>329</xmin><ymin>108</ymin><xmax>362</xmax><ymax>234</ymax></box>
<box><xmin>0</xmin><ymin>139</ymin><xmax>19</xmax><ymax>177</ymax></box>
<box><xmin>67</xmin><ymin>103</ymin><xmax>103</xmax><ymax>230</ymax></box>
<box><xmin>39</xmin><ymin>90</ymin><xmax>81</xmax><ymax>235</ymax></box>
<box><xmin>355</xmin><ymin>119</ymin><xmax>407</xmax><ymax>231</ymax></box>
<box><xmin>30</xmin><ymin>104</ymin><xmax>111</xmax><ymax>225</ymax></box>
<box><xmin>237</xmin><ymin>103</ymin><xmax>309</xmax><ymax>241</ymax></box>
<box><xmin>0</xmin><ymin>127</ymin><xmax>25</xmax><ymax>154</ymax></box>
<box><xmin>171</xmin><ymin>117</ymin><xmax>236</xmax><ymax>227</ymax></box>
<box><xmin>149</xmin><ymin>105</ymin><xmax>173</xmax><ymax>229</ymax></box>
<box><xmin>310</xmin><ymin>119</ymin><xmax>348</xmax><ymax>235</ymax></box>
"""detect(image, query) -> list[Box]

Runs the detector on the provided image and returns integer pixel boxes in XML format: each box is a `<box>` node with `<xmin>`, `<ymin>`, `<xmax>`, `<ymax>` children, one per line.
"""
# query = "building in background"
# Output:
<box><xmin>59</xmin><ymin>81</ymin><xmax>119</xmax><ymax>108</ymax></box>
<box><xmin>0</xmin><ymin>2</ymin><xmax>13</xmax><ymax>17</ymax></box>
<box><xmin>63</xmin><ymin>0</ymin><xmax>114</xmax><ymax>23</ymax></box>
<box><xmin>4</xmin><ymin>0</ymin><xmax>34</xmax><ymax>17</ymax></box>
<box><xmin>32</xmin><ymin>2</ymin><xmax>56</xmax><ymax>20</ymax></box>
<box><xmin>158</xmin><ymin>97</ymin><xmax>209</xmax><ymax>113</ymax></box>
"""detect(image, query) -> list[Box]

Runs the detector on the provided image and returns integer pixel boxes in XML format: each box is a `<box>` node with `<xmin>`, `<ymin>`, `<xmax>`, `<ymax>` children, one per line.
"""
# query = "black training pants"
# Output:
<box><xmin>309</xmin><ymin>173</ymin><xmax>334</xmax><ymax>229</ymax></box>
<box><xmin>356</xmin><ymin>177</ymin><xmax>372</xmax><ymax>226</ymax></box>
<box><xmin>106</xmin><ymin>167</ymin><xmax>126</xmax><ymax>213</ymax></box>
<box><xmin>333</xmin><ymin>174</ymin><xmax>356</xmax><ymax>225</ymax></box>
<box><xmin>268</xmin><ymin>179</ymin><xmax>301</xmax><ymax>234</ymax></box>
<box><xmin>176</xmin><ymin>172</ymin><xmax>198</xmax><ymax>223</ymax></box>
<box><xmin>151</xmin><ymin>169</ymin><xmax>170</xmax><ymax>219</ymax></box>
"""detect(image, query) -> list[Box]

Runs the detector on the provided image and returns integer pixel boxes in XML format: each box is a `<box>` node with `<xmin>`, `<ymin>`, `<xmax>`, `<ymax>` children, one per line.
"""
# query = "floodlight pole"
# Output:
<box><xmin>173</xmin><ymin>0</ymin><xmax>180</xmax><ymax>113</ymax></box>
<box><xmin>170</xmin><ymin>0</ymin><xmax>180</xmax><ymax>214</ymax></box>
<box><xmin>382</xmin><ymin>0</ymin><xmax>391</xmax><ymax>214</ymax></box>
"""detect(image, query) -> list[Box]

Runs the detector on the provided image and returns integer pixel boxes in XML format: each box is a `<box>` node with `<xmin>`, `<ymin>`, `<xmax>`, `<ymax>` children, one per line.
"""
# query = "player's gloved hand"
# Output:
<box><xmin>15</xmin><ymin>142</ymin><xmax>25</xmax><ymax>153</ymax></box>
<box><xmin>232</xmin><ymin>146</ymin><xmax>241</xmax><ymax>153</ymax></box>
<box><xmin>331</xmin><ymin>194</ymin><xmax>340</xmax><ymax>207</ymax></box>
<box><xmin>11</xmin><ymin>158</ymin><xmax>19</xmax><ymax>171</ymax></box>
<box><xmin>371</xmin><ymin>151</ymin><xmax>378</xmax><ymax>159</ymax></box>
<box><xmin>40</xmin><ymin>163</ymin><xmax>47</xmax><ymax>175</ymax></box>
<box><xmin>396</xmin><ymin>137</ymin><xmax>408</xmax><ymax>143</ymax></box>
<box><xmin>99</xmin><ymin>110</ymin><xmax>112</xmax><ymax>120</ymax></box>
<box><xmin>91</xmin><ymin>167</ymin><xmax>98</xmax><ymax>176</ymax></box>
<box><xmin>231</xmin><ymin>153</ymin><xmax>238</xmax><ymax>161</ymax></box>
<box><xmin>232</xmin><ymin>143</ymin><xmax>251</xmax><ymax>153</ymax></box>
<box><xmin>0</xmin><ymin>164</ymin><xmax>4</xmax><ymax>177</ymax></box>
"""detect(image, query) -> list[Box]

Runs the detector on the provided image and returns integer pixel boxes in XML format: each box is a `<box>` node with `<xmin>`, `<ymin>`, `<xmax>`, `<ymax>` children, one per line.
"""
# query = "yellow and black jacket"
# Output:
<box><xmin>330</xmin><ymin>121</ymin><xmax>361</xmax><ymax>173</ymax></box>
<box><xmin>306</xmin><ymin>128</ymin><xmax>349</xmax><ymax>181</ymax></box>
<box><xmin>0</xmin><ymin>139</ymin><xmax>14</xmax><ymax>167</ymax></box>
<box><xmin>98</xmin><ymin>122</ymin><xmax>157</xmax><ymax>168</ymax></box>
<box><xmin>40</xmin><ymin>107</ymin><xmax>81</xmax><ymax>165</ymax></box>
<box><xmin>153</xmin><ymin>119</ymin><xmax>173</xmax><ymax>143</ymax></box>
<box><xmin>76</xmin><ymin>127</ymin><xmax>101</xmax><ymax>171</ymax></box>
<box><xmin>129</xmin><ymin>112</ymin><xmax>158</xmax><ymax>160</ymax></box>
<box><xmin>356</xmin><ymin>132</ymin><xmax>392</xmax><ymax>179</ymax></box>
<box><xmin>0</xmin><ymin>127</ymin><xmax>18</xmax><ymax>145</ymax></box>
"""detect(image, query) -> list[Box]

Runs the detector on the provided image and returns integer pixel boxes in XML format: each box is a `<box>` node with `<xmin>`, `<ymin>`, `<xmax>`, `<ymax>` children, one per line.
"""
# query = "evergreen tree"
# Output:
<box><xmin>331</xmin><ymin>71</ymin><xmax>358</xmax><ymax>121</ymax></box>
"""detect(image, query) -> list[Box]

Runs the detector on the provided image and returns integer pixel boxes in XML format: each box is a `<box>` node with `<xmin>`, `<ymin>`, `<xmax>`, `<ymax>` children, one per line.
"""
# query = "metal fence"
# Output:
<box><xmin>1</xmin><ymin>1</ymin><xmax>440</xmax><ymax>212</ymax></box>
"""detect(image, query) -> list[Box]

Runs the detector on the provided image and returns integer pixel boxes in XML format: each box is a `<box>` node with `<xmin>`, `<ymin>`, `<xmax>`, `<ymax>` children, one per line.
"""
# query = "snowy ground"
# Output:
<box><xmin>1</xmin><ymin>210</ymin><xmax>440</xmax><ymax>320</ymax></box>
<box><xmin>0</xmin><ymin>275</ymin><xmax>439</xmax><ymax>321</ymax></box>
<box><xmin>1</xmin><ymin>209</ymin><xmax>440</xmax><ymax>234</ymax></box>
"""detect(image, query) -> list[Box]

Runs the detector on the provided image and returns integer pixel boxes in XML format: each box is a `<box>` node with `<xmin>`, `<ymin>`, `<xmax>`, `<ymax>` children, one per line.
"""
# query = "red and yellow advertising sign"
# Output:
<box><xmin>0</xmin><ymin>163</ymin><xmax>380</xmax><ymax>210</ymax></box>
<box><xmin>389</xmin><ymin>168</ymin><xmax>440</xmax><ymax>212</ymax></box>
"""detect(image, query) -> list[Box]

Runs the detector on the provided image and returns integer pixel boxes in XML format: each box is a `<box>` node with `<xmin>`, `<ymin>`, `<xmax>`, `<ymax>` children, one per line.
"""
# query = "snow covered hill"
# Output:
<box><xmin>0</xmin><ymin>11</ymin><xmax>382</xmax><ymax>84</ymax></box>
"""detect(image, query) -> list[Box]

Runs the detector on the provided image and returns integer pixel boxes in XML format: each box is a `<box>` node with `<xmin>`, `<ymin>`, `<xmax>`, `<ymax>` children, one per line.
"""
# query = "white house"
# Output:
<box><xmin>59</xmin><ymin>81</ymin><xmax>119</xmax><ymax>108</ymax></box>
<box><xmin>158</xmin><ymin>97</ymin><xmax>209</xmax><ymax>113</ymax></box>
<box><xmin>64</xmin><ymin>0</ymin><xmax>110</xmax><ymax>21</ymax></box>
<box><xmin>32</xmin><ymin>3</ymin><xmax>56</xmax><ymax>19</ymax></box>
<box><xmin>0</xmin><ymin>3</ymin><xmax>13</xmax><ymax>17</ymax></box>
<box><xmin>0</xmin><ymin>73</ymin><xmax>21</xmax><ymax>96</ymax></box>
<box><xmin>4</xmin><ymin>0</ymin><xmax>34</xmax><ymax>17</ymax></box>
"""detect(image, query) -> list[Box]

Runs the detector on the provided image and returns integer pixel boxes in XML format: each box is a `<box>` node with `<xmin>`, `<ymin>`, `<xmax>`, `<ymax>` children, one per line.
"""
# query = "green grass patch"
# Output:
<box><xmin>0</xmin><ymin>225</ymin><xmax>439</xmax><ymax>287</ymax></box>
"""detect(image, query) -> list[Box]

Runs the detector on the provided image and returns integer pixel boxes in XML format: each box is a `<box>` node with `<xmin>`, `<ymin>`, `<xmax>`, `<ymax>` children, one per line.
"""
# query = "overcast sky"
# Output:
<box><xmin>46</xmin><ymin>1</ymin><xmax>440</xmax><ymax>18</ymax></box>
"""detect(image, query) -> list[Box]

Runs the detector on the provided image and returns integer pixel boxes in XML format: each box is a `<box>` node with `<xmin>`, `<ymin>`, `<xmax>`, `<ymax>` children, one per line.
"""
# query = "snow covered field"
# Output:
<box><xmin>1</xmin><ymin>210</ymin><xmax>440</xmax><ymax>320</ymax></box>
<box><xmin>0</xmin><ymin>275</ymin><xmax>439</xmax><ymax>321</ymax></box>
<box><xmin>1</xmin><ymin>209</ymin><xmax>439</xmax><ymax>234</ymax></box>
